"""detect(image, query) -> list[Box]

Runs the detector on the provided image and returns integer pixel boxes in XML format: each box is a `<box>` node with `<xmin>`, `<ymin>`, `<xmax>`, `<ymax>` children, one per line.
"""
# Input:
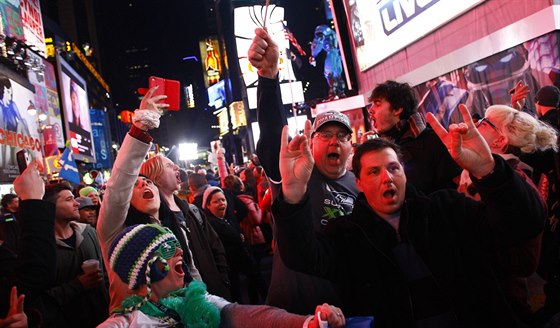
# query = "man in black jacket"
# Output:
<box><xmin>1</xmin><ymin>161</ymin><xmax>56</xmax><ymax>327</ymax></box>
<box><xmin>273</xmin><ymin>105</ymin><xmax>544</xmax><ymax>327</ymax></box>
<box><xmin>249</xmin><ymin>27</ymin><xmax>359</xmax><ymax>314</ymax></box>
<box><xmin>367</xmin><ymin>80</ymin><xmax>461</xmax><ymax>194</ymax></box>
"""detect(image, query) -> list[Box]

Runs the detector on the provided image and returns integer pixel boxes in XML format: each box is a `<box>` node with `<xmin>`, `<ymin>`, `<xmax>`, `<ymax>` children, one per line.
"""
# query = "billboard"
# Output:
<box><xmin>234</xmin><ymin>4</ymin><xmax>304</xmax><ymax>108</ymax></box>
<box><xmin>88</xmin><ymin>108</ymin><xmax>113</xmax><ymax>169</ymax></box>
<box><xmin>0</xmin><ymin>73</ymin><xmax>42</xmax><ymax>182</ymax></box>
<box><xmin>20</xmin><ymin>0</ymin><xmax>46</xmax><ymax>56</ymax></box>
<box><xmin>57</xmin><ymin>55</ymin><xmax>95</xmax><ymax>162</ymax></box>
<box><xmin>207</xmin><ymin>79</ymin><xmax>227</xmax><ymax>109</ymax></box>
<box><xmin>345</xmin><ymin>0</ymin><xmax>484</xmax><ymax>71</ymax></box>
<box><xmin>414</xmin><ymin>31</ymin><xmax>560</xmax><ymax>129</ymax></box>
<box><xmin>0</xmin><ymin>0</ymin><xmax>24</xmax><ymax>40</ymax></box>
<box><xmin>27</xmin><ymin>51</ymin><xmax>63</xmax><ymax>151</ymax></box>
<box><xmin>199</xmin><ymin>38</ymin><xmax>223</xmax><ymax>88</ymax></box>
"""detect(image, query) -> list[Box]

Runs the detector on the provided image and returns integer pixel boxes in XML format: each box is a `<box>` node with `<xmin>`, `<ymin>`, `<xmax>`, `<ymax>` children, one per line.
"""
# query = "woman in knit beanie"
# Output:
<box><xmin>99</xmin><ymin>224</ymin><xmax>222</xmax><ymax>328</ymax></box>
<box><xmin>98</xmin><ymin>224</ymin><xmax>346</xmax><ymax>328</ymax></box>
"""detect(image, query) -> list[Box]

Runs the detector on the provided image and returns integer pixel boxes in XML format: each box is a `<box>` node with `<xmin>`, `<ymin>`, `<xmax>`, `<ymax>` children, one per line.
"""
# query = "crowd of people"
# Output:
<box><xmin>0</xmin><ymin>29</ymin><xmax>559</xmax><ymax>327</ymax></box>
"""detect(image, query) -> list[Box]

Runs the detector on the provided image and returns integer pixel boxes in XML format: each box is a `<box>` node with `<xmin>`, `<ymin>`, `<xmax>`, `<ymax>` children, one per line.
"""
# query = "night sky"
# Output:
<box><xmin>96</xmin><ymin>0</ymin><xmax>330</xmax><ymax>150</ymax></box>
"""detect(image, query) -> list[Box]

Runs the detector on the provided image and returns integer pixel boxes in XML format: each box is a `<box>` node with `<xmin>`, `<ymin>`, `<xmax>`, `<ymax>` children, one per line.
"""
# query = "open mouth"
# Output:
<box><xmin>382</xmin><ymin>189</ymin><xmax>397</xmax><ymax>199</ymax></box>
<box><xmin>143</xmin><ymin>189</ymin><xmax>154</xmax><ymax>199</ymax></box>
<box><xmin>327</xmin><ymin>152</ymin><xmax>340</xmax><ymax>160</ymax></box>
<box><xmin>174</xmin><ymin>261</ymin><xmax>185</xmax><ymax>276</ymax></box>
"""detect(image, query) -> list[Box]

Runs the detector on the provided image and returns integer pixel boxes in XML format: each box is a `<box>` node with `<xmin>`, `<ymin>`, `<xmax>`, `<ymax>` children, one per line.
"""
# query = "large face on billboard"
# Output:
<box><xmin>58</xmin><ymin>55</ymin><xmax>95</xmax><ymax>162</ymax></box>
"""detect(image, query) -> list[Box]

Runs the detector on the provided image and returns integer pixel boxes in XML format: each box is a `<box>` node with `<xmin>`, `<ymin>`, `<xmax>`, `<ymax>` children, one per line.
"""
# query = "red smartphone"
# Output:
<box><xmin>148</xmin><ymin>76</ymin><xmax>181</xmax><ymax>110</ymax></box>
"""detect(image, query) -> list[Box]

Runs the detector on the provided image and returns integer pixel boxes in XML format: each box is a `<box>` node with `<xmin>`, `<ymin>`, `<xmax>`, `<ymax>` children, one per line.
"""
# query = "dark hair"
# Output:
<box><xmin>0</xmin><ymin>75</ymin><xmax>12</xmax><ymax>99</ymax></box>
<box><xmin>188</xmin><ymin>173</ymin><xmax>207</xmax><ymax>189</ymax></box>
<box><xmin>178</xmin><ymin>169</ymin><xmax>189</xmax><ymax>183</ymax></box>
<box><xmin>352</xmin><ymin>138</ymin><xmax>403</xmax><ymax>177</ymax></box>
<box><xmin>1</xmin><ymin>193</ymin><xmax>18</xmax><ymax>208</ymax></box>
<box><xmin>369</xmin><ymin>80</ymin><xmax>418</xmax><ymax>120</ymax></box>
<box><xmin>223</xmin><ymin>175</ymin><xmax>243</xmax><ymax>192</ymax></box>
<box><xmin>43</xmin><ymin>182</ymin><xmax>73</xmax><ymax>204</ymax></box>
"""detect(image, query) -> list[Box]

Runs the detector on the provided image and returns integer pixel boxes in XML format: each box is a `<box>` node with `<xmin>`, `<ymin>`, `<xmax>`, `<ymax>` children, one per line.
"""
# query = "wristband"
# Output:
<box><xmin>316</xmin><ymin>312</ymin><xmax>328</xmax><ymax>328</ymax></box>
<box><xmin>133</xmin><ymin>109</ymin><xmax>162</xmax><ymax>130</ymax></box>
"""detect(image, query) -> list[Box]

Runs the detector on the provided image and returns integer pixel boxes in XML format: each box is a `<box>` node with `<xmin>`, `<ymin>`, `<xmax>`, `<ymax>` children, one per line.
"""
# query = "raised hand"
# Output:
<box><xmin>133</xmin><ymin>86</ymin><xmax>169</xmax><ymax>131</ymax></box>
<box><xmin>426</xmin><ymin>104</ymin><xmax>495</xmax><ymax>179</ymax></box>
<box><xmin>14</xmin><ymin>160</ymin><xmax>45</xmax><ymax>200</ymax></box>
<box><xmin>309</xmin><ymin>303</ymin><xmax>345</xmax><ymax>328</ymax></box>
<box><xmin>248</xmin><ymin>27</ymin><xmax>279</xmax><ymax>79</ymax></box>
<box><xmin>0</xmin><ymin>286</ymin><xmax>27</xmax><ymax>328</ymax></box>
<box><xmin>511</xmin><ymin>80</ymin><xmax>530</xmax><ymax>110</ymax></box>
<box><xmin>279</xmin><ymin>121</ymin><xmax>314</xmax><ymax>204</ymax></box>
<box><xmin>139</xmin><ymin>86</ymin><xmax>169</xmax><ymax>112</ymax></box>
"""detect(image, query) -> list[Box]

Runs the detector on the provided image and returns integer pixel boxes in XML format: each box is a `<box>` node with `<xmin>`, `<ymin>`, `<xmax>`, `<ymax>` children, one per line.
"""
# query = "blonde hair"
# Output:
<box><xmin>485</xmin><ymin>105</ymin><xmax>558</xmax><ymax>154</ymax></box>
<box><xmin>139</xmin><ymin>154</ymin><xmax>166</xmax><ymax>184</ymax></box>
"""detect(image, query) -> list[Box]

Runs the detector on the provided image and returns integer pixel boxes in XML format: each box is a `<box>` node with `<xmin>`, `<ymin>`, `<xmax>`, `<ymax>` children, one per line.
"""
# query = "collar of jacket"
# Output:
<box><xmin>381</xmin><ymin>112</ymin><xmax>427</xmax><ymax>141</ymax></box>
<box><xmin>56</xmin><ymin>221</ymin><xmax>87</xmax><ymax>248</ymax></box>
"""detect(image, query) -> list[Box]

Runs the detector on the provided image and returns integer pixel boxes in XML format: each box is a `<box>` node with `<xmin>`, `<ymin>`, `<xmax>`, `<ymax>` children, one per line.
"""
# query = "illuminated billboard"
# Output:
<box><xmin>199</xmin><ymin>38</ymin><xmax>223</xmax><ymax>88</ymax></box>
<box><xmin>20</xmin><ymin>0</ymin><xmax>46</xmax><ymax>56</ymax></box>
<box><xmin>57</xmin><ymin>55</ymin><xmax>95</xmax><ymax>162</ymax></box>
<box><xmin>345</xmin><ymin>0</ymin><xmax>484</xmax><ymax>71</ymax></box>
<box><xmin>0</xmin><ymin>74</ymin><xmax>42</xmax><ymax>182</ymax></box>
<box><xmin>234</xmin><ymin>5</ymin><xmax>304</xmax><ymax>108</ymax></box>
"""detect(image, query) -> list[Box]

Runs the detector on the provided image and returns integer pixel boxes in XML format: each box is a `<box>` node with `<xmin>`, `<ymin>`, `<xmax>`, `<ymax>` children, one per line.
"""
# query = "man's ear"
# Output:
<box><xmin>393</xmin><ymin>107</ymin><xmax>404</xmax><ymax>118</ymax></box>
<box><xmin>355</xmin><ymin>176</ymin><xmax>364</xmax><ymax>193</ymax></box>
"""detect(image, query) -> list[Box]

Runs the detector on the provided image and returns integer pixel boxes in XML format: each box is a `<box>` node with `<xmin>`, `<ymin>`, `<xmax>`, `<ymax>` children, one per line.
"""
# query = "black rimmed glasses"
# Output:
<box><xmin>313</xmin><ymin>131</ymin><xmax>352</xmax><ymax>142</ymax></box>
<box><xmin>475</xmin><ymin>117</ymin><xmax>498</xmax><ymax>131</ymax></box>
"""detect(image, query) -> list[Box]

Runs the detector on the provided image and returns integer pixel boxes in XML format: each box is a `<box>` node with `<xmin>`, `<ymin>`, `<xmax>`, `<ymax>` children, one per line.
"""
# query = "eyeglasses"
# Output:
<box><xmin>475</xmin><ymin>117</ymin><xmax>498</xmax><ymax>131</ymax></box>
<box><xmin>313</xmin><ymin>131</ymin><xmax>352</xmax><ymax>142</ymax></box>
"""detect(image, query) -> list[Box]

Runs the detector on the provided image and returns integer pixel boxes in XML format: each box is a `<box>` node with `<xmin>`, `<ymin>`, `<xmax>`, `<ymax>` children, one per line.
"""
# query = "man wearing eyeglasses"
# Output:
<box><xmin>368</xmin><ymin>81</ymin><xmax>461</xmax><ymax>194</ymax></box>
<box><xmin>248</xmin><ymin>27</ymin><xmax>359</xmax><ymax>315</ymax></box>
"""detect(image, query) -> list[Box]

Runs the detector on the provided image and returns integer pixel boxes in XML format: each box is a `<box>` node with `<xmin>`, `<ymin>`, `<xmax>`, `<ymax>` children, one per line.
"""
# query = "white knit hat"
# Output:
<box><xmin>202</xmin><ymin>186</ymin><xmax>223</xmax><ymax>209</ymax></box>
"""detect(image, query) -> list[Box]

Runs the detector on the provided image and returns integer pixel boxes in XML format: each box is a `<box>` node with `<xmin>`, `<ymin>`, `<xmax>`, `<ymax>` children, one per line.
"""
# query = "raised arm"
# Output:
<box><xmin>97</xmin><ymin>87</ymin><xmax>167</xmax><ymax>263</ymax></box>
<box><xmin>426</xmin><ymin>104</ymin><xmax>495</xmax><ymax>179</ymax></box>
<box><xmin>428</xmin><ymin>104</ymin><xmax>544</xmax><ymax>246</ymax></box>
<box><xmin>249</xmin><ymin>28</ymin><xmax>286</xmax><ymax>183</ymax></box>
<box><xmin>510</xmin><ymin>80</ymin><xmax>530</xmax><ymax>110</ymax></box>
<box><xmin>13</xmin><ymin>162</ymin><xmax>56</xmax><ymax>299</ymax></box>
<box><xmin>279</xmin><ymin>121</ymin><xmax>314</xmax><ymax>204</ymax></box>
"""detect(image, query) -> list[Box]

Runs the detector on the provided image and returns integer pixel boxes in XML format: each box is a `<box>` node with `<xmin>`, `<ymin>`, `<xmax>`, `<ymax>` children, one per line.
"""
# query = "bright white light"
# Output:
<box><xmin>251</xmin><ymin>115</ymin><xmax>307</xmax><ymax>147</ymax></box>
<box><xmin>179</xmin><ymin>143</ymin><xmax>198</xmax><ymax>161</ymax></box>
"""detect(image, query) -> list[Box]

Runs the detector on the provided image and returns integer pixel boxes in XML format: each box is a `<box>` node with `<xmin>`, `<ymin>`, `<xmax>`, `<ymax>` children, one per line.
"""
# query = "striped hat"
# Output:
<box><xmin>109</xmin><ymin>224</ymin><xmax>181</xmax><ymax>290</ymax></box>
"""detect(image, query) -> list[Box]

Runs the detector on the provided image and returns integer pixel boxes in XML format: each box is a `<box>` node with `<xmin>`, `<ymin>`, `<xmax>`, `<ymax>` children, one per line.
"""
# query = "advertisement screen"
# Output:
<box><xmin>57</xmin><ymin>55</ymin><xmax>95</xmax><ymax>162</ymax></box>
<box><xmin>346</xmin><ymin>0</ymin><xmax>484</xmax><ymax>71</ymax></box>
<box><xmin>207</xmin><ymin>79</ymin><xmax>227</xmax><ymax>109</ymax></box>
<box><xmin>88</xmin><ymin>108</ymin><xmax>113</xmax><ymax>169</ymax></box>
<box><xmin>234</xmin><ymin>5</ymin><xmax>304</xmax><ymax>108</ymax></box>
<box><xmin>414</xmin><ymin>31</ymin><xmax>560</xmax><ymax>129</ymax></box>
<box><xmin>0</xmin><ymin>73</ymin><xmax>42</xmax><ymax>182</ymax></box>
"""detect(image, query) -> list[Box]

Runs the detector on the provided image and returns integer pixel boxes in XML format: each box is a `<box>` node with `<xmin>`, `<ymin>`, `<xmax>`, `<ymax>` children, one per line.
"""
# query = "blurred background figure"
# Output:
<box><xmin>0</xmin><ymin>193</ymin><xmax>20</xmax><ymax>254</ymax></box>
<box><xmin>76</xmin><ymin>197</ymin><xmax>99</xmax><ymax>228</ymax></box>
